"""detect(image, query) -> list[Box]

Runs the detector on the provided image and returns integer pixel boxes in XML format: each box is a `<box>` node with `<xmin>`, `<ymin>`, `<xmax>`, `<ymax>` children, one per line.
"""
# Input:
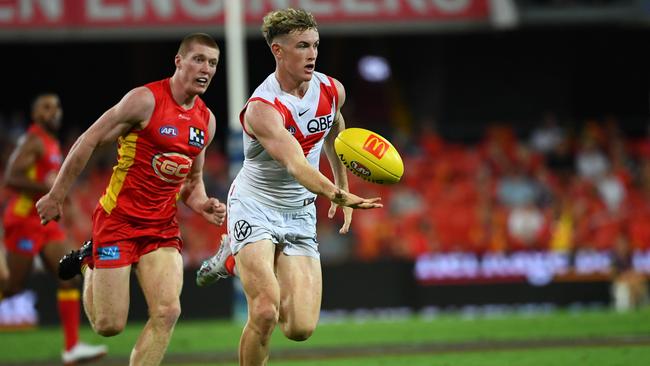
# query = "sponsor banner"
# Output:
<box><xmin>415</xmin><ymin>250</ymin><xmax>650</xmax><ymax>287</ymax></box>
<box><xmin>0</xmin><ymin>0</ymin><xmax>488</xmax><ymax>29</ymax></box>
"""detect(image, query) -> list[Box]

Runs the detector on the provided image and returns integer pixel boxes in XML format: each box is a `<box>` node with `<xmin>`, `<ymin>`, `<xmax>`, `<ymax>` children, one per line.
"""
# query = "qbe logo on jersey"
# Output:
<box><xmin>188</xmin><ymin>126</ymin><xmax>205</xmax><ymax>148</ymax></box>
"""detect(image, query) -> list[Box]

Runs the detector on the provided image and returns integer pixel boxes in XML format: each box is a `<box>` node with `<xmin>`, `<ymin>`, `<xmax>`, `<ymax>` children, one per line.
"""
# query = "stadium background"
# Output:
<box><xmin>1</xmin><ymin>0</ymin><xmax>650</xmax><ymax>364</ymax></box>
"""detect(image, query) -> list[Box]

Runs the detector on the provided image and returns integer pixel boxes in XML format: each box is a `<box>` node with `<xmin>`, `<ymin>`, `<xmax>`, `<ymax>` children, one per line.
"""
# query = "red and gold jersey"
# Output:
<box><xmin>98</xmin><ymin>78</ymin><xmax>211</xmax><ymax>224</ymax></box>
<box><xmin>3</xmin><ymin>124</ymin><xmax>62</xmax><ymax>221</ymax></box>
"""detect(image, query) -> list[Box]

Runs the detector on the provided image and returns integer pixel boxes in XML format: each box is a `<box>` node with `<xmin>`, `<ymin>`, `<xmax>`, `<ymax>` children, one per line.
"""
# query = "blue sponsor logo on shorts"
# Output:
<box><xmin>18</xmin><ymin>238</ymin><xmax>34</xmax><ymax>251</ymax></box>
<box><xmin>98</xmin><ymin>246</ymin><xmax>120</xmax><ymax>260</ymax></box>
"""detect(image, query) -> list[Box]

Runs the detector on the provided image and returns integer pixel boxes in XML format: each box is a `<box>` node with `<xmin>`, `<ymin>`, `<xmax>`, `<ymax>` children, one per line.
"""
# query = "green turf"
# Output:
<box><xmin>1</xmin><ymin>308</ymin><xmax>649</xmax><ymax>363</ymax></box>
<box><xmin>169</xmin><ymin>346</ymin><xmax>650</xmax><ymax>366</ymax></box>
<box><xmin>348</xmin><ymin>346</ymin><xmax>650</xmax><ymax>366</ymax></box>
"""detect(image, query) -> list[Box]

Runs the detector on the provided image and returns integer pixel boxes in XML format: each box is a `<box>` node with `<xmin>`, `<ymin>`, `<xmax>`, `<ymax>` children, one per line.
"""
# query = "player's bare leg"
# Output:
<box><xmin>0</xmin><ymin>246</ymin><xmax>9</xmax><ymax>293</ymax></box>
<box><xmin>82</xmin><ymin>268</ymin><xmax>95</xmax><ymax>325</ymax></box>
<box><xmin>4</xmin><ymin>251</ymin><xmax>33</xmax><ymax>297</ymax></box>
<box><xmin>90</xmin><ymin>266</ymin><xmax>131</xmax><ymax>336</ymax></box>
<box><xmin>275</xmin><ymin>254</ymin><xmax>321</xmax><ymax>341</ymax></box>
<box><xmin>42</xmin><ymin>242</ymin><xmax>108</xmax><ymax>363</ymax></box>
<box><xmin>58</xmin><ymin>240</ymin><xmax>99</xmax><ymax>325</ymax></box>
<box><xmin>237</xmin><ymin>240</ymin><xmax>280</xmax><ymax>366</ymax></box>
<box><xmin>131</xmin><ymin>247</ymin><xmax>183</xmax><ymax>365</ymax></box>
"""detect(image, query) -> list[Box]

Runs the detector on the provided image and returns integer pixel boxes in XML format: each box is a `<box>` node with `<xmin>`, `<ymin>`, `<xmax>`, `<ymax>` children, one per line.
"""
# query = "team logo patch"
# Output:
<box><xmin>98</xmin><ymin>246</ymin><xmax>120</xmax><ymax>260</ymax></box>
<box><xmin>159</xmin><ymin>125</ymin><xmax>178</xmax><ymax>137</ymax></box>
<box><xmin>189</xmin><ymin>126</ymin><xmax>205</xmax><ymax>148</ymax></box>
<box><xmin>151</xmin><ymin>152</ymin><xmax>192</xmax><ymax>183</ymax></box>
<box><xmin>234</xmin><ymin>220</ymin><xmax>252</xmax><ymax>241</ymax></box>
<box><xmin>18</xmin><ymin>238</ymin><xmax>34</xmax><ymax>252</ymax></box>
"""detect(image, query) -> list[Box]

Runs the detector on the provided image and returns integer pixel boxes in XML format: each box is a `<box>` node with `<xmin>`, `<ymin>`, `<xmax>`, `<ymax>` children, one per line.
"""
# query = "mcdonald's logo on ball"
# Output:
<box><xmin>363</xmin><ymin>134</ymin><xmax>389</xmax><ymax>159</ymax></box>
<box><xmin>334</xmin><ymin>128</ymin><xmax>404</xmax><ymax>184</ymax></box>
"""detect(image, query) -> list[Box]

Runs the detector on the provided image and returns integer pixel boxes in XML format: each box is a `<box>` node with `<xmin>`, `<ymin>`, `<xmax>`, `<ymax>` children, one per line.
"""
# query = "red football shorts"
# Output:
<box><xmin>91</xmin><ymin>206</ymin><xmax>183</xmax><ymax>268</ymax></box>
<box><xmin>3</xmin><ymin>215</ymin><xmax>66</xmax><ymax>256</ymax></box>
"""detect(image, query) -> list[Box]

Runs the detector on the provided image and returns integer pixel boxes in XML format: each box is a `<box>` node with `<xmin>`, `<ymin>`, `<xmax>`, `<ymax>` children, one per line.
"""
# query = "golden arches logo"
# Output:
<box><xmin>363</xmin><ymin>134</ymin><xmax>389</xmax><ymax>159</ymax></box>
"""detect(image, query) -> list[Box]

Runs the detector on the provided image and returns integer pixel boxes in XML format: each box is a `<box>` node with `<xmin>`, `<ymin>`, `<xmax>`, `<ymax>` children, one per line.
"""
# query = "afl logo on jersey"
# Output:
<box><xmin>287</xmin><ymin>126</ymin><xmax>296</xmax><ymax>135</ymax></box>
<box><xmin>159</xmin><ymin>125</ymin><xmax>178</xmax><ymax>137</ymax></box>
<box><xmin>151</xmin><ymin>152</ymin><xmax>192</xmax><ymax>183</ymax></box>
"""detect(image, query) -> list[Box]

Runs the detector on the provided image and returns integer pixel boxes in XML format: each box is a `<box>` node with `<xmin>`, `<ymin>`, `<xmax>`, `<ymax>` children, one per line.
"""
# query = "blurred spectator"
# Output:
<box><xmin>507</xmin><ymin>203</ymin><xmax>549</xmax><ymax>250</ymax></box>
<box><xmin>496</xmin><ymin>164</ymin><xmax>541</xmax><ymax>207</ymax></box>
<box><xmin>545</xmin><ymin>135</ymin><xmax>574</xmax><ymax>186</ymax></box>
<box><xmin>576</xmin><ymin>135</ymin><xmax>609</xmax><ymax>181</ymax></box>
<box><xmin>529</xmin><ymin>111</ymin><xmax>565</xmax><ymax>155</ymax></box>
<box><xmin>610</xmin><ymin>234</ymin><xmax>648</xmax><ymax>312</ymax></box>
<box><xmin>596</xmin><ymin>170</ymin><xmax>626</xmax><ymax>213</ymax></box>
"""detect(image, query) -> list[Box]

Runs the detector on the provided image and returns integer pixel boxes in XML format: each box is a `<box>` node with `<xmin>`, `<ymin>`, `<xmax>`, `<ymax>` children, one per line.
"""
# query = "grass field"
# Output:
<box><xmin>1</xmin><ymin>308</ymin><xmax>650</xmax><ymax>365</ymax></box>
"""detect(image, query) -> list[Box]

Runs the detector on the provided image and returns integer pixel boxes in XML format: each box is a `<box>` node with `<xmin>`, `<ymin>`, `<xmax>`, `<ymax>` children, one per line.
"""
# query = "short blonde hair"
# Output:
<box><xmin>178</xmin><ymin>33</ymin><xmax>219</xmax><ymax>56</ymax></box>
<box><xmin>261</xmin><ymin>8</ymin><xmax>317</xmax><ymax>46</ymax></box>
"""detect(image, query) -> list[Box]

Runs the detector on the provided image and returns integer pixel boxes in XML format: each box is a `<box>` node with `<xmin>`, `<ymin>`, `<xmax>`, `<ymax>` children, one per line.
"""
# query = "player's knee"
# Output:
<box><xmin>250</xmin><ymin>302</ymin><xmax>279</xmax><ymax>334</ymax></box>
<box><xmin>94</xmin><ymin>316</ymin><xmax>125</xmax><ymax>337</ymax></box>
<box><xmin>283</xmin><ymin>324</ymin><xmax>315</xmax><ymax>342</ymax></box>
<box><xmin>149</xmin><ymin>303</ymin><xmax>182</xmax><ymax>329</ymax></box>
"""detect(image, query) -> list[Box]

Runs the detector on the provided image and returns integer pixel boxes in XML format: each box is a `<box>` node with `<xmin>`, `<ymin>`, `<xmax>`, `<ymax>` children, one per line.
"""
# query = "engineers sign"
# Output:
<box><xmin>0</xmin><ymin>0</ymin><xmax>488</xmax><ymax>32</ymax></box>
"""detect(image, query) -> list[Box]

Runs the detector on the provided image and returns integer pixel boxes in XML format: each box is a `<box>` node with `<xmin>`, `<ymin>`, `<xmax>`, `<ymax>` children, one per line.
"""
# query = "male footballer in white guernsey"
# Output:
<box><xmin>196</xmin><ymin>7</ymin><xmax>382</xmax><ymax>366</ymax></box>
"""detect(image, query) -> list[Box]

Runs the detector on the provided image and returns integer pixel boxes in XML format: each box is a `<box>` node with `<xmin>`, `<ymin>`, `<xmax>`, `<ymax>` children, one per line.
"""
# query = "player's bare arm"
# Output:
<box><xmin>180</xmin><ymin>110</ymin><xmax>226</xmax><ymax>226</ymax></box>
<box><xmin>245</xmin><ymin>100</ymin><xmax>382</xmax><ymax>210</ymax></box>
<box><xmin>3</xmin><ymin>133</ymin><xmax>51</xmax><ymax>195</ymax></box>
<box><xmin>322</xmin><ymin>78</ymin><xmax>356</xmax><ymax>232</ymax></box>
<box><xmin>36</xmin><ymin>87</ymin><xmax>155</xmax><ymax>224</ymax></box>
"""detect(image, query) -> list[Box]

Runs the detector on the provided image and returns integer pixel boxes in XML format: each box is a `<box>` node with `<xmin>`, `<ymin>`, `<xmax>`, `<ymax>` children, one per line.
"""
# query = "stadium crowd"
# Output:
<box><xmin>344</xmin><ymin>115</ymin><xmax>650</xmax><ymax>262</ymax></box>
<box><xmin>2</xmin><ymin>112</ymin><xmax>650</xmax><ymax>265</ymax></box>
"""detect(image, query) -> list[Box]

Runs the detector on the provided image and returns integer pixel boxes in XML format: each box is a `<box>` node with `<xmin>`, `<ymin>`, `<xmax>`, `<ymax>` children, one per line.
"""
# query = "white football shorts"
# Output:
<box><xmin>227</xmin><ymin>195</ymin><xmax>320</xmax><ymax>259</ymax></box>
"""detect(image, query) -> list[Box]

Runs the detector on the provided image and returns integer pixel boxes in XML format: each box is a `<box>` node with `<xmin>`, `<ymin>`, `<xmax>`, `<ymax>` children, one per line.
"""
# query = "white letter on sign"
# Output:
<box><xmin>87</xmin><ymin>0</ymin><xmax>125</xmax><ymax>21</ymax></box>
<box><xmin>180</xmin><ymin>0</ymin><xmax>222</xmax><ymax>19</ymax></box>
<box><xmin>20</xmin><ymin>0</ymin><xmax>63</xmax><ymax>21</ymax></box>
<box><xmin>132</xmin><ymin>0</ymin><xmax>174</xmax><ymax>19</ymax></box>
<box><xmin>432</xmin><ymin>0</ymin><xmax>470</xmax><ymax>13</ymax></box>
<box><xmin>0</xmin><ymin>4</ymin><xmax>13</xmax><ymax>21</ymax></box>
<box><xmin>341</xmin><ymin>0</ymin><xmax>378</xmax><ymax>16</ymax></box>
<box><xmin>299</xmin><ymin>0</ymin><xmax>335</xmax><ymax>14</ymax></box>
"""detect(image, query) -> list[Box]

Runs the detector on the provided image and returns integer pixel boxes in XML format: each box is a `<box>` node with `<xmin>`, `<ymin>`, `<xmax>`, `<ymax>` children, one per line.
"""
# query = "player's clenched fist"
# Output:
<box><xmin>200</xmin><ymin>197</ymin><xmax>226</xmax><ymax>226</ymax></box>
<box><xmin>35</xmin><ymin>193</ymin><xmax>63</xmax><ymax>225</ymax></box>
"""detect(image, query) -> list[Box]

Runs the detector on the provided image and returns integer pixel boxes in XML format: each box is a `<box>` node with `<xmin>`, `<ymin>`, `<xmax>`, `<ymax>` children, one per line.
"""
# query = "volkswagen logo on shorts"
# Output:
<box><xmin>234</xmin><ymin>220</ymin><xmax>252</xmax><ymax>241</ymax></box>
<box><xmin>151</xmin><ymin>152</ymin><xmax>192</xmax><ymax>183</ymax></box>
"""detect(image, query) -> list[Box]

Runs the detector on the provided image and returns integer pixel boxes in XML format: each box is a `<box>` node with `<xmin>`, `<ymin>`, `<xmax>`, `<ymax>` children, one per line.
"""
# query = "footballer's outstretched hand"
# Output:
<box><xmin>331</xmin><ymin>189</ymin><xmax>382</xmax><ymax>209</ymax></box>
<box><xmin>328</xmin><ymin>202</ymin><xmax>354</xmax><ymax>234</ymax></box>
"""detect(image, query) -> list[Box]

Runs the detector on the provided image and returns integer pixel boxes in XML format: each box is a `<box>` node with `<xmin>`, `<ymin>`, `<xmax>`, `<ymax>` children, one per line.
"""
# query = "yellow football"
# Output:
<box><xmin>334</xmin><ymin>128</ymin><xmax>404</xmax><ymax>184</ymax></box>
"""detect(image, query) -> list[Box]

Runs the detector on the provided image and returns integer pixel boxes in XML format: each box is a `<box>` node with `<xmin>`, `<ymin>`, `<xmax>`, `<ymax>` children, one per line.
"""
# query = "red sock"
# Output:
<box><xmin>225</xmin><ymin>255</ymin><xmax>236</xmax><ymax>276</ymax></box>
<box><xmin>57</xmin><ymin>289</ymin><xmax>80</xmax><ymax>351</ymax></box>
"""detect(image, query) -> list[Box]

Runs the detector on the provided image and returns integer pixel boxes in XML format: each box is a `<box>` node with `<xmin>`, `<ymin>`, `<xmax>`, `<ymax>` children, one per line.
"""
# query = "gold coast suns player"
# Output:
<box><xmin>36</xmin><ymin>34</ymin><xmax>227</xmax><ymax>365</ymax></box>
